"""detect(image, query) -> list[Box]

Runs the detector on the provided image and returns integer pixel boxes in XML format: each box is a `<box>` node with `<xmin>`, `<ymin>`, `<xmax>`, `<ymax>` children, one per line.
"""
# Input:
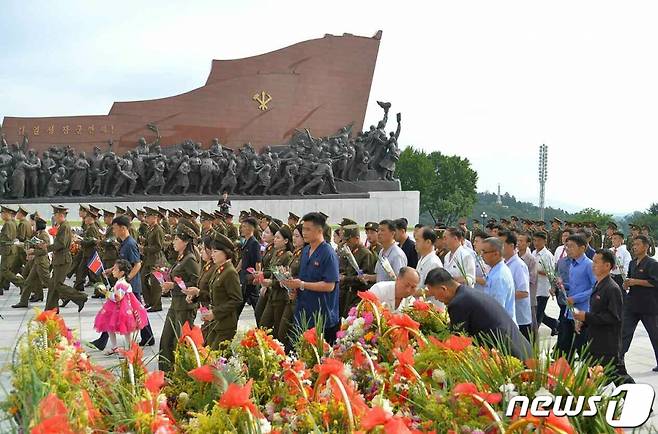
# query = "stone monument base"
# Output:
<box><xmin>19</xmin><ymin>190</ymin><xmax>420</xmax><ymax>226</ymax></box>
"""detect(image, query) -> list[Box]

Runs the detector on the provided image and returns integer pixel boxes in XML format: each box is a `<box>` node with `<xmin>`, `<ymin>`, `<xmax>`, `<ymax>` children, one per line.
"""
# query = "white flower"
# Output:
<box><xmin>499</xmin><ymin>383</ymin><xmax>518</xmax><ymax>401</ymax></box>
<box><xmin>371</xmin><ymin>395</ymin><xmax>394</xmax><ymax>414</ymax></box>
<box><xmin>343</xmin><ymin>363</ymin><xmax>353</xmax><ymax>379</ymax></box>
<box><xmin>178</xmin><ymin>392</ymin><xmax>189</xmax><ymax>406</ymax></box>
<box><xmin>259</xmin><ymin>418</ymin><xmax>272</xmax><ymax>433</ymax></box>
<box><xmin>432</xmin><ymin>369</ymin><xmax>447</xmax><ymax>384</ymax></box>
<box><xmin>534</xmin><ymin>386</ymin><xmax>554</xmax><ymax>398</ymax></box>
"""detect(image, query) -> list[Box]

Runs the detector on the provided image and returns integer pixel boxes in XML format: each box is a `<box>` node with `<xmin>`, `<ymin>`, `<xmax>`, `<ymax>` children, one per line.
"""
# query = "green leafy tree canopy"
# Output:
<box><xmin>396</xmin><ymin>146</ymin><xmax>478</xmax><ymax>225</ymax></box>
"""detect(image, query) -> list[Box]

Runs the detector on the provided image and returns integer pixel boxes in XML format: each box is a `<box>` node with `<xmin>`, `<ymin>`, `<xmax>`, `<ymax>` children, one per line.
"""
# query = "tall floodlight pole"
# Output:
<box><xmin>538</xmin><ymin>144</ymin><xmax>548</xmax><ymax>221</ymax></box>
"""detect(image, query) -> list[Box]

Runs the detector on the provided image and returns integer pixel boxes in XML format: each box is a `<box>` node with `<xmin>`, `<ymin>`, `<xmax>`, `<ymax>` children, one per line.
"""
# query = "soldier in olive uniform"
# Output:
<box><xmin>260</xmin><ymin>226</ymin><xmax>294</xmax><ymax>338</ymax></box>
<box><xmin>199</xmin><ymin>234</ymin><xmax>242</xmax><ymax>349</ymax></box>
<box><xmin>254</xmin><ymin>222</ymin><xmax>280</xmax><ymax>325</ymax></box>
<box><xmin>44</xmin><ymin>205</ymin><xmax>87</xmax><ymax>311</ymax></box>
<box><xmin>603</xmin><ymin>222</ymin><xmax>617</xmax><ymax>249</ymax></box>
<box><xmin>124</xmin><ymin>207</ymin><xmax>141</xmax><ymax>241</ymax></box>
<box><xmin>73</xmin><ymin>211</ymin><xmax>101</xmax><ymax>292</ymax></box>
<box><xmin>224</xmin><ymin>212</ymin><xmax>239</xmax><ymax>241</ymax></box>
<box><xmin>287</xmin><ymin>212</ymin><xmax>300</xmax><ymax>232</ymax></box>
<box><xmin>97</xmin><ymin>209</ymin><xmax>119</xmax><ymax>297</ymax></box>
<box><xmin>68</xmin><ymin>204</ymin><xmax>89</xmax><ymax>279</ymax></box>
<box><xmin>143</xmin><ymin>207</ymin><xmax>167</xmax><ymax>312</ymax></box>
<box><xmin>200</xmin><ymin>211</ymin><xmax>215</xmax><ymax>239</ymax></box>
<box><xmin>641</xmin><ymin>225</ymin><xmax>656</xmax><ymax>257</ymax></box>
<box><xmin>210</xmin><ymin>211</ymin><xmax>227</xmax><ymax>237</ymax></box>
<box><xmin>364</xmin><ymin>222</ymin><xmax>382</xmax><ymax>256</ymax></box>
<box><xmin>548</xmin><ymin>218</ymin><xmax>563</xmax><ymax>253</ymax></box>
<box><xmin>589</xmin><ymin>222</ymin><xmax>603</xmax><ymax>249</ymax></box>
<box><xmin>0</xmin><ymin>206</ymin><xmax>19</xmax><ymax>295</ymax></box>
<box><xmin>339</xmin><ymin>224</ymin><xmax>375</xmax><ymax>317</ymax></box>
<box><xmin>158</xmin><ymin>225</ymin><xmax>200</xmax><ymax>372</ymax></box>
<box><xmin>13</xmin><ymin>206</ymin><xmax>33</xmax><ymax>275</ymax></box>
<box><xmin>158</xmin><ymin>207</ymin><xmax>171</xmax><ymax>234</ymax></box>
<box><xmin>12</xmin><ymin>216</ymin><xmax>50</xmax><ymax>307</ymax></box>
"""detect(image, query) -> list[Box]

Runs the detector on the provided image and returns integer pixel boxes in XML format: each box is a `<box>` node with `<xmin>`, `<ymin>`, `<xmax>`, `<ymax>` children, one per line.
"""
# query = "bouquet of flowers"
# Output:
<box><xmin>615</xmin><ymin>256</ymin><xmax>627</xmax><ymax>281</ymax></box>
<box><xmin>341</xmin><ymin>245</ymin><xmax>363</xmax><ymax>276</ymax></box>
<box><xmin>454</xmin><ymin>256</ymin><xmax>472</xmax><ymax>286</ymax></box>
<box><xmin>269</xmin><ymin>265</ymin><xmax>292</xmax><ymax>285</ymax></box>
<box><xmin>538</xmin><ymin>256</ymin><xmax>560</xmax><ymax>297</ymax></box>
<box><xmin>379</xmin><ymin>257</ymin><xmax>396</xmax><ymax>280</ymax></box>
<box><xmin>151</xmin><ymin>267</ymin><xmax>170</xmax><ymax>285</ymax></box>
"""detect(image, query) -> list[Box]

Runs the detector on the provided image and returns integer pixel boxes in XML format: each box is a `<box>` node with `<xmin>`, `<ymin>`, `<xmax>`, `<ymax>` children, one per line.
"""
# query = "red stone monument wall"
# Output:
<box><xmin>1</xmin><ymin>31</ymin><xmax>382</xmax><ymax>154</ymax></box>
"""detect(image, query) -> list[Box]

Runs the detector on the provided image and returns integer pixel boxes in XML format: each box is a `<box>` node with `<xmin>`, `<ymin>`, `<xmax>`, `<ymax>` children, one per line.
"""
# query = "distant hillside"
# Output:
<box><xmin>470</xmin><ymin>191</ymin><xmax>571</xmax><ymax>223</ymax></box>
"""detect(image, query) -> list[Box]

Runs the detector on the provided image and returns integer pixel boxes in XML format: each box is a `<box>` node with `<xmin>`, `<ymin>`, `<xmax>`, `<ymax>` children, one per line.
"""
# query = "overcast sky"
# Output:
<box><xmin>1</xmin><ymin>0</ymin><xmax>657</xmax><ymax>214</ymax></box>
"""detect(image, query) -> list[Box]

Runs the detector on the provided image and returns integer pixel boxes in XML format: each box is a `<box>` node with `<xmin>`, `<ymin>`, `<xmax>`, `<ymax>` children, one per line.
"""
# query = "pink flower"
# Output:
<box><xmin>362</xmin><ymin>312</ymin><xmax>374</xmax><ymax>326</ymax></box>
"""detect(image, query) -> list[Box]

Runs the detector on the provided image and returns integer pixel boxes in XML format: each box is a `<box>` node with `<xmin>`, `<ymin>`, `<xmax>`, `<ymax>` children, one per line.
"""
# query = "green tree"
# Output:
<box><xmin>396</xmin><ymin>147</ymin><xmax>478</xmax><ymax>225</ymax></box>
<box><xmin>648</xmin><ymin>203</ymin><xmax>658</xmax><ymax>216</ymax></box>
<box><xmin>570</xmin><ymin>208</ymin><xmax>614</xmax><ymax>229</ymax></box>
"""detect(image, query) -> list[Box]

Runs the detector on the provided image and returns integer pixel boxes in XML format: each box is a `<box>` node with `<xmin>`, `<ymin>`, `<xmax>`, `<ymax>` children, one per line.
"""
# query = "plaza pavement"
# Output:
<box><xmin>0</xmin><ymin>279</ymin><xmax>655</xmax><ymax>432</ymax></box>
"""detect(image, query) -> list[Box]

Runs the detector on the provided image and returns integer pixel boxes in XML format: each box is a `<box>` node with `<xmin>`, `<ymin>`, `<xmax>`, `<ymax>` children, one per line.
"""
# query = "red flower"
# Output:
<box><xmin>48</xmin><ymin>226</ymin><xmax>58</xmax><ymax>237</ymax></box>
<box><xmin>81</xmin><ymin>390</ymin><xmax>101</xmax><ymax>425</ymax></box>
<box><xmin>36</xmin><ymin>309</ymin><xmax>58</xmax><ymax>323</ymax></box>
<box><xmin>387</xmin><ymin>313</ymin><xmax>420</xmax><ymax>330</ymax></box>
<box><xmin>151</xmin><ymin>415</ymin><xmax>179</xmax><ymax>434</ymax></box>
<box><xmin>178</xmin><ymin>321</ymin><xmax>204</xmax><ymax>348</ymax></box>
<box><xmin>188</xmin><ymin>365</ymin><xmax>215</xmax><ymax>383</ymax></box>
<box><xmin>31</xmin><ymin>393</ymin><xmax>74</xmax><ymax>434</ymax></box>
<box><xmin>361</xmin><ymin>406</ymin><xmax>412</xmax><ymax>434</ymax></box>
<box><xmin>430</xmin><ymin>335</ymin><xmax>472</xmax><ymax>352</ymax></box>
<box><xmin>412</xmin><ymin>299</ymin><xmax>432</xmax><ymax>311</ymax></box>
<box><xmin>358</xmin><ymin>290</ymin><xmax>381</xmax><ymax>305</ymax></box>
<box><xmin>119</xmin><ymin>341</ymin><xmax>144</xmax><ymax>366</ymax></box>
<box><xmin>548</xmin><ymin>357</ymin><xmax>571</xmax><ymax>388</ymax></box>
<box><xmin>394</xmin><ymin>346</ymin><xmax>415</xmax><ymax>367</ymax></box>
<box><xmin>218</xmin><ymin>379</ymin><xmax>261</xmax><ymax>416</ymax></box>
<box><xmin>303</xmin><ymin>328</ymin><xmax>318</xmax><ymax>346</ymax></box>
<box><xmin>240</xmin><ymin>328</ymin><xmax>285</xmax><ymax>356</ymax></box>
<box><xmin>316</xmin><ymin>358</ymin><xmax>348</xmax><ymax>385</ymax></box>
<box><xmin>145</xmin><ymin>370</ymin><xmax>166</xmax><ymax>394</ymax></box>
<box><xmin>452</xmin><ymin>382</ymin><xmax>502</xmax><ymax>405</ymax></box>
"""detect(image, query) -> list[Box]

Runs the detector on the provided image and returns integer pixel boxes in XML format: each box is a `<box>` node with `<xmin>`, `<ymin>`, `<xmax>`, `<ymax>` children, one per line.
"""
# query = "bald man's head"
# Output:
<box><xmin>396</xmin><ymin>267</ymin><xmax>420</xmax><ymax>298</ymax></box>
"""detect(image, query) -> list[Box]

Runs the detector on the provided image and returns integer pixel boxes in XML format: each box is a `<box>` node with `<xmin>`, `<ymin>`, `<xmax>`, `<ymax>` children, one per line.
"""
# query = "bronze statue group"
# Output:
<box><xmin>0</xmin><ymin>100</ymin><xmax>402</xmax><ymax>199</ymax></box>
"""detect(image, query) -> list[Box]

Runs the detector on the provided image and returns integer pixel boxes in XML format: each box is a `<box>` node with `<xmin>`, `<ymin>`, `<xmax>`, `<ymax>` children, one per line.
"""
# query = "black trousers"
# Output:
<box><xmin>621</xmin><ymin>307</ymin><xmax>658</xmax><ymax>366</ymax></box>
<box><xmin>519</xmin><ymin>324</ymin><xmax>533</xmax><ymax>343</ymax></box>
<box><xmin>536</xmin><ymin>296</ymin><xmax>559</xmax><ymax>332</ymax></box>
<box><xmin>555</xmin><ymin>318</ymin><xmax>587</xmax><ymax>359</ymax></box>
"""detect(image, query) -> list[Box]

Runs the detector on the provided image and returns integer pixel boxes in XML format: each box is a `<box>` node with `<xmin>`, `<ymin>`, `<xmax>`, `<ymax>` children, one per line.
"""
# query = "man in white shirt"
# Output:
<box><xmin>610</xmin><ymin>231</ymin><xmax>632</xmax><ymax>288</ymax></box>
<box><xmin>368</xmin><ymin>267</ymin><xmax>420</xmax><ymax>311</ymax></box>
<box><xmin>361</xmin><ymin>219</ymin><xmax>407</xmax><ymax>284</ymax></box>
<box><xmin>532</xmin><ymin>231</ymin><xmax>559</xmax><ymax>335</ymax></box>
<box><xmin>500</xmin><ymin>231</ymin><xmax>532</xmax><ymax>341</ymax></box>
<box><xmin>414</xmin><ymin>227</ymin><xmax>443</xmax><ymax>288</ymax></box>
<box><xmin>517</xmin><ymin>232</ymin><xmax>538</xmax><ymax>332</ymax></box>
<box><xmin>553</xmin><ymin>229</ymin><xmax>571</xmax><ymax>264</ymax></box>
<box><xmin>443</xmin><ymin>227</ymin><xmax>476</xmax><ymax>287</ymax></box>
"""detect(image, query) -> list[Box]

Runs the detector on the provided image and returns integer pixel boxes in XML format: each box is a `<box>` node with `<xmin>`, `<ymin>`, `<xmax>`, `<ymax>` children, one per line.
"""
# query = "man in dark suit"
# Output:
<box><xmin>621</xmin><ymin>235</ymin><xmax>658</xmax><ymax>372</ymax></box>
<box><xmin>573</xmin><ymin>249</ymin><xmax>633</xmax><ymax>384</ymax></box>
<box><xmin>425</xmin><ymin>267</ymin><xmax>532</xmax><ymax>360</ymax></box>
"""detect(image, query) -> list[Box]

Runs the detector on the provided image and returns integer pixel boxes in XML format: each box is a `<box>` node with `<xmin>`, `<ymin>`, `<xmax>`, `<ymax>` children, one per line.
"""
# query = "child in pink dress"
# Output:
<box><xmin>94</xmin><ymin>259</ymin><xmax>149</xmax><ymax>355</ymax></box>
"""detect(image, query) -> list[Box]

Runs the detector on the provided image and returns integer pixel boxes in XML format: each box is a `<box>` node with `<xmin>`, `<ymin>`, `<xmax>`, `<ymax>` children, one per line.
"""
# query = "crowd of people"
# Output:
<box><xmin>0</xmin><ymin>204</ymin><xmax>655</xmax><ymax>383</ymax></box>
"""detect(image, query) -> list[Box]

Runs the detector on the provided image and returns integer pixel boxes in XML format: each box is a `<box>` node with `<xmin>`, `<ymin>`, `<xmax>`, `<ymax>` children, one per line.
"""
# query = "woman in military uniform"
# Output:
<box><xmin>158</xmin><ymin>226</ymin><xmax>200</xmax><ymax>372</ymax></box>
<box><xmin>259</xmin><ymin>226</ymin><xmax>294</xmax><ymax>338</ymax></box>
<box><xmin>254</xmin><ymin>222</ymin><xmax>280</xmax><ymax>325</ymax></box>
<box><xmin>182</xmin><ymin>236</ymin><xmax>218</xmax><ymax>342</ymax></box>
<box><xmin>202</xmin><ymin>234</ymin><xmax>243</xmax><ymax>349</ymax></box>
<box><xmin>278</xmin><ymin>224</ymin><xmax>305</xmax><ymax>350</ymax></box>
